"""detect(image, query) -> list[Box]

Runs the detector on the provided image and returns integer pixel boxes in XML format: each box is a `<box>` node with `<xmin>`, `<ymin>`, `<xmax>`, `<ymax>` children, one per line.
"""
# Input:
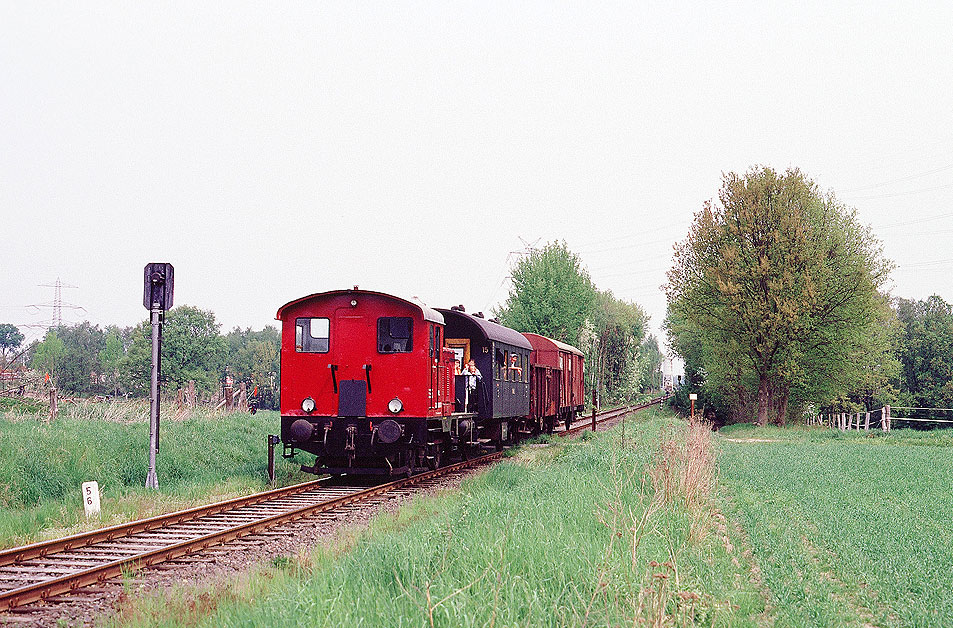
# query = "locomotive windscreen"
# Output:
<box><xmin>377</xmin><ymin>317</ymin><xmax>413</xmax><ymax>353</ymax></box>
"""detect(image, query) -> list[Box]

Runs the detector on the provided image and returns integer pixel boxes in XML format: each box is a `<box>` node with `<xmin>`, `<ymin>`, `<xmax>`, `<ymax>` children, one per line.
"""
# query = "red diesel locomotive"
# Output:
<box><xmin>277</xmin><ymin>288</ymin><xmax>584</xmax><ymax>476</ymax></box>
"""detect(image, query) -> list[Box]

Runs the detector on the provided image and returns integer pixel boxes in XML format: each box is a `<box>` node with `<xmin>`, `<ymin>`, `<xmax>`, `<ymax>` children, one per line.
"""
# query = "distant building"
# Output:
<box><xmin>660</xmin><ymin>355</ymin><xmax>684</xmax><ymax>392</ymax></box>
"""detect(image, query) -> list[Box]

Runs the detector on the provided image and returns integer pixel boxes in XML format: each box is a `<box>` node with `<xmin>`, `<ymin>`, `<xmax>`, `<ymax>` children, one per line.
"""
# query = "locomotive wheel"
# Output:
<box><xmin>427</xmin><ymin>445</ymin><xmax>442</xmax><ymax>471</ymax></box>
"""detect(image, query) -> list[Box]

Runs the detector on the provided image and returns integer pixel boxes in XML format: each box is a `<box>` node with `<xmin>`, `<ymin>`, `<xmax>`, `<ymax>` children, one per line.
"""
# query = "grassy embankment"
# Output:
<box><xmin>109</xmin><ymin>409</ymin><xmax>764</xmax><ymax>628</ymax></box>
<box><xmin>719</xmin><ymin>423</ymin><xmax>953</xmax><ymax>627</ymax></box>
<box><xmin>0</xmin><ymin>400</ymin><xmax>301</xmax><ymax>548</ymax></box>
<box><xmin>10</xmin><ymin>400</ymin><xmax>950</xmax><ymax>627</ymax></box>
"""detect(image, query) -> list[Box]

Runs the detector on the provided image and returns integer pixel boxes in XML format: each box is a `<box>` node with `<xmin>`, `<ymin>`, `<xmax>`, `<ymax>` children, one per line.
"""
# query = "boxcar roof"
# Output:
<box><xmin>437</xmin><ymin>309</ymin><xmax>533</xmax><ymax>350</ymax></box>
<box><xmin>276</xmin><ymin>289</ymin><xmax>444</xmax><ymax>324</ymax></box>
<box><xmin>523</xmin><ymin>332</ymin><xmax>585</xmax><ymax>357</ymax></box>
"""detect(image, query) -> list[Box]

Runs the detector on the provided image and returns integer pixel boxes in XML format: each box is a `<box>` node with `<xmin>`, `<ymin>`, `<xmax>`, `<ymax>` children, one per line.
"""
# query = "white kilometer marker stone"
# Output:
<box><xmin>82</xmin><ymin>481</ymin><xmax>101</xmax><ymax>518</ymax></box>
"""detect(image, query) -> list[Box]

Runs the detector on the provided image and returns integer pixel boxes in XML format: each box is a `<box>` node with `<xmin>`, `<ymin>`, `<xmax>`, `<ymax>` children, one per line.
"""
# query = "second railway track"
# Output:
<box><xmin>0</xmin><ymin>398</ymin><xmax>667</xmax><ymax>617</ymax></box>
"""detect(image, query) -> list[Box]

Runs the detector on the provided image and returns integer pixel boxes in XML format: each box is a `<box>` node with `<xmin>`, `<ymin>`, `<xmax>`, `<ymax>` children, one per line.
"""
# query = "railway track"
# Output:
<box><xmin>0</xmin><ymin>399</ymin><xmax>667</xmax><ymax>613</ymax></box>
<box><xmin>0</xmin><ymin>453</ymin><xmax>502</xmax><ymax>611</ymax></box>
<box><xmin>559</xmin><ymin>395</ymin><xmax>669</xmax><ymax>436</ymax></box>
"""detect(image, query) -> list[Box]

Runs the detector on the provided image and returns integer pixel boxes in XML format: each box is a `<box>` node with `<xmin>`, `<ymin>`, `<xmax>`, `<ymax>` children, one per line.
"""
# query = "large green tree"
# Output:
<box><xmin>0</xmin><ymin>323</ymin><xmax>24</xmax><ymax>368</ymax></box>
<box><xmin>896</xmin><ymin>296</ymin><xmax>953</xmax><ymax>408</ymax></box>
<box><xmin>582</xmin><ymin>290</ymin><xmax>649</xmax><ymax>404</ymax></box>
<box><xmin>495</xmin><ymin>241</ymin><xmax>597</xmax><ymax>346</ymax></box>
<box><xmin>225</xmin><ymin>326</ymin><xmax>280</xmax><ymax>409</ymax></box>
<box><xmin>30</xmin><ymin>331</ymin><xmax>66</xmax><ymax>384</ymax></box>
<box><xmin>638</xmin><ymin>335</ymin><xmax>664</xmax><ymax>392</ymax></box>
<box><xmin>665</xmin><ymin>166</ymin><xmax>894</xmax><ymax>425</ymax></box>
<box><xmin>52</xmin><ymin>322</ymin><xmax>107</xmax><ymax>395</ymax></box>
<box><xmin>99</xmin><ymin>326</ymin><xmax>128</xmax><ymax>396</ymax></box>
<box><xmin>120</xmin><ymin>306</ymin><xmax>227</xmax><ymax>396</ymax></box>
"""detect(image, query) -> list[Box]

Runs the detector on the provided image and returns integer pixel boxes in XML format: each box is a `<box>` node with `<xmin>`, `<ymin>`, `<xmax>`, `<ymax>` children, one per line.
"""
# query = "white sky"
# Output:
<box><xmin>2</xmin><ymin>2</ymin><xmax>951</xmax><ymax>350</ymax></box>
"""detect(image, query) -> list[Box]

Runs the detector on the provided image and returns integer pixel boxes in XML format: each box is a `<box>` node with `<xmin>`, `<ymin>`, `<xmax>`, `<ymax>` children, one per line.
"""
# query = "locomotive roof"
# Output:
<box><xmin>436</xmin><ymin>309</ymin><xmax>533</xmax><ymax>350</ymax></box>
<box><xmin>523</xmin><ymin>332</ymin><xmax>585</xmax><ymax>357</ymax></box>
<box><xmin>276</xmin><ymin>289</ymin><xmax>445</xmax><ymax>324</ymax></box>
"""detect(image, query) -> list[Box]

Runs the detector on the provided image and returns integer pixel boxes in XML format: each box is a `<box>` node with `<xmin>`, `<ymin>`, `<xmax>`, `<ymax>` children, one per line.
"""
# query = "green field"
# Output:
<box><xmin>5</xmin><ymin>405</ymin><xmax>953</xmax><ymax>627</ymax></box>
<box><xmin>718</xmin><ymin>425</ymin><xmax>953</xmax><ymax>627</ymax></box>
<box><xmin>110</xmin><ymin>410</ymin><xmax>762</xmax><ymax>628</ymax></box>
<box><xmin>0</xmin><ymin>403</ymin><xmax>301</xmax><ymax>548</ymax></box>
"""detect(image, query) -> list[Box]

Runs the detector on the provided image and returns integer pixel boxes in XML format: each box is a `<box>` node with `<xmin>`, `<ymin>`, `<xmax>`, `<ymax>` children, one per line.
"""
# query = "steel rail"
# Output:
<box><xmin>0</xmin><ymin>478</ymin><xmax>333</xmax><ymax>569</ymax></box>
<box><xmin>561</xmin><ymin>396</ymin><xmax>669</xmax><ymax>436</ymax></box>
<box><xmin>0</xmin><ymin>452</ymin><xmax>502</xmax><ymax>609</ymax></box>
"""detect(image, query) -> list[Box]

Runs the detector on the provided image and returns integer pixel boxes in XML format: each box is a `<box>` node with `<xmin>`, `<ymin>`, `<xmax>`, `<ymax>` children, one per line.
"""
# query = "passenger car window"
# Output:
<box><xmin>295</xmin><ymin>318</ymin><xmax>329</xmax><ymax>353</ymax></box>
<box><xmin>378</xmin><ymin>317</ymin><xmax>413</xmax><ymax>353</ymax></box>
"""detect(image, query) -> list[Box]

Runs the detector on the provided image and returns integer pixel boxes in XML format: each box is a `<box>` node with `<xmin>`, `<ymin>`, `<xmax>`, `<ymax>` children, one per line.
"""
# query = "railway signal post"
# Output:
<box><xmin>143</xmin><ymin>263</ymin><xmax>174</xmax><ymax>489</ymax></box>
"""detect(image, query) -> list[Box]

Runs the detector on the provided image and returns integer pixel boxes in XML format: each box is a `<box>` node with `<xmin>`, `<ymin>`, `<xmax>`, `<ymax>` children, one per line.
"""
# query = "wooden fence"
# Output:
<box><xmin>816</xmin><ymin>405</ymin><xmax>953</xmax><ymax>432</ymax></box>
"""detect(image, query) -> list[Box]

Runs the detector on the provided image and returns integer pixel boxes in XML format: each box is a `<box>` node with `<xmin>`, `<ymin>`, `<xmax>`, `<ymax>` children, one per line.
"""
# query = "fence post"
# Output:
<box><xmin>49</xmin><ymin>386</ymin><xmax>58</xmax><ymax>420</ymax></box>
<box><xmin>886</xmin><ymin>405</ymin><xmax>891</xmax><ymax>432</ymax></box>
<box><xmin>865</xmin><ymin>411</ymin><xmax>870</xmax><ymax>431</ymax></box>
<box><xmin>267</xmin><ymin>435</ymin><xmax>279</xmax><ymax>486</ymax></box>
<box><xmin>880</xmin><ymin>407</ymin><xmax>886</xmax><ymax>431</ymax></box>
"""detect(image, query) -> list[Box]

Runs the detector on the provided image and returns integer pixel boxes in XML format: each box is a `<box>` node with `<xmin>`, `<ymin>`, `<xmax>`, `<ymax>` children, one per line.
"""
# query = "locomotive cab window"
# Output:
<box><xmin>378</xmin><ymin>317</ymin><xmax>413</xmax><ymax>353</ymax></box>
<box><xmin>295</xmin><ymin>317</ymin><xmax>329</xmax><ymax>353</ymax></box>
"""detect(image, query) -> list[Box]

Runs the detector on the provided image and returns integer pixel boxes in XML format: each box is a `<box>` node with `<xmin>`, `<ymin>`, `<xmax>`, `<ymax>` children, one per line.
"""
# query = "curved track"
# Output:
<box><xmin>0</xmin><ymin>398</ymin><xmax>668</xmax><ymax>611</ymax></box>
<box><xmin>0</xmin><ymin>453</ymin><xmax>501</xmax><ymax>610</ymax></box>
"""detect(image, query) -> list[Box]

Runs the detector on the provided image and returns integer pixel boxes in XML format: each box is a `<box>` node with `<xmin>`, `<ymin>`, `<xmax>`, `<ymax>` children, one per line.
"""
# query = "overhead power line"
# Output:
<box><xmin>873</xmin><ymin>211</ymin><xmax>953</xmax><ymax>230</ymax></box>
<box><xmin>843</xmin><ymin>183</ymin><xmax>953</xmax><ymax>201</ymax></box>
<box><xmin>838</xmin><ymin>164</ymin><xmax>953</xmax><ymax>193</ymax></box>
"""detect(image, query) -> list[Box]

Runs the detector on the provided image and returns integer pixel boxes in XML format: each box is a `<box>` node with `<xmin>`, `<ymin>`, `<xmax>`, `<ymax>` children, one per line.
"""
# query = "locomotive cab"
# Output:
<box><xmin>277</xmin><ymin>289</ymin><xmax>455</xmax><ymax>476</ymax></box>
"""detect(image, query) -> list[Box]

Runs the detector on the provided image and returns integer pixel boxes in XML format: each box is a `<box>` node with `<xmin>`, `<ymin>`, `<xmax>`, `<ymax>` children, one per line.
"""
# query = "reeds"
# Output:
<box><xmin>648</xmin><ymin>417</ymin><xmax>715</xmax><ymax>510</ymax></box>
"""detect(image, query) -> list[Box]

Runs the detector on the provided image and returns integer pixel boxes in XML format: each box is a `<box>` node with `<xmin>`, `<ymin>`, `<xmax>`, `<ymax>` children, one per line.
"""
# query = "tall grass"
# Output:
<box><xmin>0</xmin><ymin>404</ymin><xmax>300</xmax><ymax>547</ymax></box>
<box><xmin>108</xmin><ymin>412</ymin><xmax>763</xmax><ymax>628</ymax></box>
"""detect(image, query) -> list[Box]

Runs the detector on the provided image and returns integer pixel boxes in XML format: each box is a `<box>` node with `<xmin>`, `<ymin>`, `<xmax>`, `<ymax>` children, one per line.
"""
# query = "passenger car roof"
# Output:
<box><xmin>436</xmin><ymin>309</ymin><xmax>533</xmax><ymax>350</ymax></box>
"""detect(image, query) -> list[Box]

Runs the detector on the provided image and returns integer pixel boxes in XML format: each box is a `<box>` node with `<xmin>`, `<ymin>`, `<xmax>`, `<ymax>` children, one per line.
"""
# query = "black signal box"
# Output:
<box><xmin>143</xmin><ymin>263</ymin><xmax>174</xmax><ymax>311</ymax></box>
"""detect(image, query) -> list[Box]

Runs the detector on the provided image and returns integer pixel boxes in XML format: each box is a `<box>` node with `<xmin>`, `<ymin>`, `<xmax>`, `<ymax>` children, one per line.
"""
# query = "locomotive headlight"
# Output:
<box><xmin>301</xmin><ymin>397</ymin><xmax>316</xmax><ymax>413</ymax></box>
<box><xmin>387</xmin><ymin>397</ymin><xmax>403</xmax><ymax>414</ymax></box>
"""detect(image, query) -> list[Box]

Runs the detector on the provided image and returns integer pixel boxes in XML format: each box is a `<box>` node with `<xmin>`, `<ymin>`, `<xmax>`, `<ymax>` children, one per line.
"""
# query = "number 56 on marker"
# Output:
<box><xmin>82</xmin><ymin>481</ymin><xmax>100</xmax><ymax>518</ymax></box>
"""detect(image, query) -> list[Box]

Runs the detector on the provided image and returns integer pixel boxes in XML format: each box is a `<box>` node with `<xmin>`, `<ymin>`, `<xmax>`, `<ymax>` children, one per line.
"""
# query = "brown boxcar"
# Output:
<box><xmin>524</xmin><ymin>333</ymin><xmax>585</xmax><ymax>431</ymax></box>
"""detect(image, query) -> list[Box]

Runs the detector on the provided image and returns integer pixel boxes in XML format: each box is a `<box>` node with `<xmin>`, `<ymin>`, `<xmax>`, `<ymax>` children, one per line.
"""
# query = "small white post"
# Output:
<box><xmin>82</xmin><ymin>481</ymin><xmax>101</xmax><ymax>519</ymax></box>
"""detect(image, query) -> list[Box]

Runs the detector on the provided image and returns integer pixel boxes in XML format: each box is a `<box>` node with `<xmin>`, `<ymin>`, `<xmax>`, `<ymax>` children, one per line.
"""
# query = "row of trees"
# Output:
<box><xmin>495</xmin><ymin>241</ymin><xmax>661</xmax><ymax>404</ymax></box>
<box><xmin>895</xmin><ymin>296</ymin><xmax>953</xmax><ymax>409</ymax></box>
<box><xmin>5</xmin><ymin>245</ymin><xmax>657</xmax><ymax>409</ymax></box>
<box><xmin>665</xmin><ymin>165</ymin><xmax>950</xmax><ymax>425</ymax></box>
<box><xmin>4</xmin><ymin>307</ymin><xmax>280</xmax><ymax>409</ymax></box>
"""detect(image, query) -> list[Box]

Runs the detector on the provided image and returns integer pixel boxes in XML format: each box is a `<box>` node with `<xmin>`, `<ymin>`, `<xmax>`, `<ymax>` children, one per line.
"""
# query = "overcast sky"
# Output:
<box><xmin>2</xmin><ymin>1</ymin><xmax>951</xmax><ymax>351</ymax></box>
